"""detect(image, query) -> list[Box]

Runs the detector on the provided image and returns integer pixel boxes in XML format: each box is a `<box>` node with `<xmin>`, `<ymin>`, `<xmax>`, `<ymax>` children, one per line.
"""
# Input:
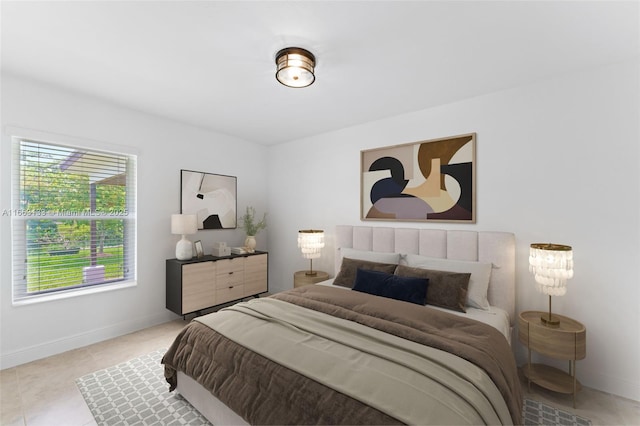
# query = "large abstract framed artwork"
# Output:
<box><xmin>361</xmin><ymin>133</ymin><xmax>476</xmax><ymax>223</ymax></box>
<box><xmin>181</xmin><ymin>170</ymin><xmax>237</xmax><ymax>229</ymax></box>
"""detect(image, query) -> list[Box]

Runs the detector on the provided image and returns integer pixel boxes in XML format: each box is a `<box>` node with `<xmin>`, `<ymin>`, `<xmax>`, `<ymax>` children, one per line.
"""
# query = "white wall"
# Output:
<box><xmin>267</xmin><ymin>59</ymin><xmax>640</xmax><ymax>401</ymax></box>
<box><xmin>2</xmin><ymin>59</ymin><xmax>638</xmax><ymax>401</ymax></box>
<box><xmin>0</xmin><ymin>74</ymin><xmax>269</xmax><ymax>368</ymax></box>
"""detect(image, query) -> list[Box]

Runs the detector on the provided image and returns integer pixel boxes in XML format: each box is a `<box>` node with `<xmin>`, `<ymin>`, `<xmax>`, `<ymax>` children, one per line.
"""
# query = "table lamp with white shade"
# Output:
<box><xmin>529</xmin><ymin>243</ymin><xmax>574</xmax><ymax>326</ymax></box>
<box><xmin>298</xmin><ymin>229</ymin><xmax>325</xmax><ymax>276</ymax></box>
<box><xmin>172</xmin><ymin>214</ymin><xmax>198</xmax><ymax>260</ymax></box>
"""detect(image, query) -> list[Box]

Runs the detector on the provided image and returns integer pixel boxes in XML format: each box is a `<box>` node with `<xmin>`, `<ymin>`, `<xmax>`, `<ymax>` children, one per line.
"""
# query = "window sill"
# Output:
<box><xmin>12</xmin><ymin>280</ymin><xmax>137</xmax><ymax>306</ymax></box>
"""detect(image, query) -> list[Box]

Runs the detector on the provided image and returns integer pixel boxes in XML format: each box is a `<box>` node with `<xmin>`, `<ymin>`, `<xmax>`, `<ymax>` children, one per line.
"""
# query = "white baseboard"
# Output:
<box><xmin>0</xmin><ymin>311</ymin><xmax>176</xmax><ymax>369</ymax></box>
<box><xmin>579</xmin><ymin>369</ymin><xmax>640</xmax><ymax>403</ymax></box>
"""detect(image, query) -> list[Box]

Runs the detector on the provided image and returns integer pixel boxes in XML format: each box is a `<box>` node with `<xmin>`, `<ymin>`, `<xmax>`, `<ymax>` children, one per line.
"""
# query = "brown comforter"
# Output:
<box><xmin>162</xmin><ymin>285</ymin><xmax>523</xmax><ymax>425</ymax></box>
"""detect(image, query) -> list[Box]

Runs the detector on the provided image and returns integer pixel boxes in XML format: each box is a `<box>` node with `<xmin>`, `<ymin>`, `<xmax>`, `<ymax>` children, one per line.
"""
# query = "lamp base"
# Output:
<box><xmin>305</xmin><ymin>271</ymin><xmax>318</xmax><ymax>276</ymax></box>
<box><xmin>176</xmin><ymin>236</ymin><xmax>193</xmax><ymax>260</ymax></box>
<box><xmin>541</xmin><ymin>314</ymin><xmax>560</xmax><ymax>327</ymax></box>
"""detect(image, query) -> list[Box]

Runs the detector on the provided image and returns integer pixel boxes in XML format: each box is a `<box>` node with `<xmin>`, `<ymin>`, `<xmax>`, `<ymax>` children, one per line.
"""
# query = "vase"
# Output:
<box><xmin>244</xmin><ymin>235</ymin><xmax>256</xmax><ymax>253</ymax></box>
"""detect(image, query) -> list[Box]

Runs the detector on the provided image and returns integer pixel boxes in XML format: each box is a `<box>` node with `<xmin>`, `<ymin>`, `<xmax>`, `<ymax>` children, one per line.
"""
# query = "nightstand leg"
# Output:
<box><xmin>571</xmin><ymin>360</ymin><xmax>577</xmax><ymax>408</ymax></box>
<box><xmin>527</xmin><ymin>347</ymin><xmax>532</xmax><ymax>392</ymax></box>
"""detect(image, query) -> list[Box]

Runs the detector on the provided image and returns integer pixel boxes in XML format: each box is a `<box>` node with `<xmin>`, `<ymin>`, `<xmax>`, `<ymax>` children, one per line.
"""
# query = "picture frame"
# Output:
<box><xmin>180</xmin><ymin>170</ymin><xmax>237</xmax><ymax>230</ymax></box>
<box><xmin>361</xmin><ymin>133</ymin><xmax>476</xmax><ymax>223</ymax></box>
<box><xmin>194</xmin><ymin>240</ymin><xmax>204</xmax><ymax>259</ymax></box>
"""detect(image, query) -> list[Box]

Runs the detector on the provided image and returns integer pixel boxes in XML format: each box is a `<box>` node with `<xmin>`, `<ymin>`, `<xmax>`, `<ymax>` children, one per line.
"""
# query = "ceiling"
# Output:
<box><xmin>1</xmin><ymin>1</ymin><xmax>638</xmax><ymax>145</ymax></box>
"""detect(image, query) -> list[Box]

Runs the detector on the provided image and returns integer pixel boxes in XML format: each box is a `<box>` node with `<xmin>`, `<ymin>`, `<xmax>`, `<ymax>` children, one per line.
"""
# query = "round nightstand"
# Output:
<box><xmin>293</xmin><ymin>270</ymin><xmax>330</xmax><ymax>288</ymax></box>
<box><xmin>518</xmin><ymin>310</ymin><xmax>586</xmax><ymax>407</ymax></box>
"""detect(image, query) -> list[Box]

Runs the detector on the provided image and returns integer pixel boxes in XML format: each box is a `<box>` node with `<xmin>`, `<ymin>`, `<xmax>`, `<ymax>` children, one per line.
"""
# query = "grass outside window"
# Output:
<box><xmin>27</xmin><ymin>246</ymin><xmax>125</xmax><ymax>293</ymax></box>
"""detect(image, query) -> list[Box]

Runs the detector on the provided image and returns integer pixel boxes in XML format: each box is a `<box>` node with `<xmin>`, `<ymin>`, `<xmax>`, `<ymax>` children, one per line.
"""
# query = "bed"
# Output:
<box><xmin>162</xmin><ymin>225</ymin><xmax>523</xmax><ymax>425</ymax></box>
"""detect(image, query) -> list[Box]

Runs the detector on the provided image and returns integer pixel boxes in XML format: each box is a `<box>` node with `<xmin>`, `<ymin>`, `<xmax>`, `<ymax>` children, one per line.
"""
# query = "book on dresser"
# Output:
<box><xmin>166</xmin><ymin>251</ymin><xmax>268</xmax><ymax>318</ymax></box>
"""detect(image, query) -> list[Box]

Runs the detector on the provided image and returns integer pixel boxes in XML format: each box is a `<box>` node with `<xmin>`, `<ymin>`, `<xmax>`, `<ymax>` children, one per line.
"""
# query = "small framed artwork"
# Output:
<box><xmin>361</xmin><ymin>133</ymin><xmax>476</xmax><ymax>223</ymax></box>
<box><xmin>181</xmin><ymin>170</ymin><xmax>237</xmax><ymax>230</ymax></box>
<box><xmin>194</xmin><ymin>240</ymin><xmax>204</xmax><ymax>259</ymax></box>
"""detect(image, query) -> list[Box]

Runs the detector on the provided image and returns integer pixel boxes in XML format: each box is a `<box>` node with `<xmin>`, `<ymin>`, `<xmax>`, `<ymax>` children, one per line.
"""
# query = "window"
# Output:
<box><xmin>10</xmin><ymin>138</ymin><xmax>137</xmax><ymax>302</ymax></box>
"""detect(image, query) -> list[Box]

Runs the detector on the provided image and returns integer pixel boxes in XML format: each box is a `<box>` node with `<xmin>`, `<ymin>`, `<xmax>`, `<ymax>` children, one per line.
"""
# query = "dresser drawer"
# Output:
<box><xmin>216</xmin><ymin>257</ymin><xmax>244</xmax><ymax>275</ymax></box>
<box><xmin>216</xmin><ymin>284</ymin><xmax>245</xmax><ymax>304</ymax></box>
<box><xmin>216</xmin><ymin>271</ymin><xmax>244</xmax><ymax>289</ymax></box>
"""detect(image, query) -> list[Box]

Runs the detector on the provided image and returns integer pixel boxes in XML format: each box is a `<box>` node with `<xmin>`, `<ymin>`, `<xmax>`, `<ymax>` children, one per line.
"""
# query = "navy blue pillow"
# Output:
<box><xmin>352</xmin><ymin>268</ymin><xmax>428</xmax><ymax>305</ymax></box>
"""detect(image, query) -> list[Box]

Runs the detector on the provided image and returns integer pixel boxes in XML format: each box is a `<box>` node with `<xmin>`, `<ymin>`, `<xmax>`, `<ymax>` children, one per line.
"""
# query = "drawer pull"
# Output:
<box><xmin>229</xmin><ymin>286</ymin><xmax>234</xmax><ymax>289</ymax></box>
<box><xmin>229</xmin><ymin>272</ymin><xmax>234</xmax><ymax>275</ymax></box>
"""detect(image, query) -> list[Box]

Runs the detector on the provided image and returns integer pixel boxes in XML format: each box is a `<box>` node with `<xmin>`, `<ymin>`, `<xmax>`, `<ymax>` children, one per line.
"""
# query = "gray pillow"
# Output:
<box><xmin>333</xmin><ymin>257</ymin><xmax>397</xmax><ymax>288</ymax></box>
<box><xmin>403</xmin><ymin>254</ymin><xmax>491</xmax><ymax>310</ymax></box>
<box><xmin>394</xmin><ymin>265</ymin><xmax>471</xmax><ymax>313</ymax></box>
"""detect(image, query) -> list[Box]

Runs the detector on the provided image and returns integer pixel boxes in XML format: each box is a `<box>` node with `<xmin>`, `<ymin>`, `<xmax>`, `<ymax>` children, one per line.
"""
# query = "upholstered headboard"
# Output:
<box><xmin>335</xmin><ymin>225</ymin><xmax>516</xmax><ymax>324</ymax></box>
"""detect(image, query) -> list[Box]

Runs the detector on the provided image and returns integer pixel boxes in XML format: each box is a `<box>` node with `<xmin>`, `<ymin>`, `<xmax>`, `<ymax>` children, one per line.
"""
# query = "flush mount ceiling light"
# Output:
<box><xmin>275</xmin><ymin>47</ymin><xmax>316</xmax><ymax>88</ymax></box>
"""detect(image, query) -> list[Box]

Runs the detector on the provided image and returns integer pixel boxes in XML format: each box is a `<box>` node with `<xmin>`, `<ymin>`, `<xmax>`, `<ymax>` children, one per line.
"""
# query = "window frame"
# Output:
<box><xmin>9</xmin><ymin>131</ymin><xmax>138</xmax><ymax>305</ymax></box>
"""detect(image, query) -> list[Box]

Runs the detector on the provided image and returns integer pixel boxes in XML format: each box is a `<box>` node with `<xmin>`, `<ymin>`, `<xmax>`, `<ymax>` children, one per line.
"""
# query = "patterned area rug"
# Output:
<box><xmin>76</xmin><ymin>349</ymin><xmax>211</xmax><ymax>425</ymax></box>
<box><xmin>77</xmin><ymin>349</ymin><xmax>591</xmax><ymax>426</ymax></box>
<box><xmin>523</xmin><ymin>398</ymin><xmax>591</xmax><ymax>426</ymax></box>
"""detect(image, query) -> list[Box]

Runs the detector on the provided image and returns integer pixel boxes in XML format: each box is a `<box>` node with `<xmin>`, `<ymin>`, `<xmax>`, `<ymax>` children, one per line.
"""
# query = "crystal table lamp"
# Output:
<box><xmin>171</xmin><ymin>214</ymin><xmax>198</xmax><ymax>260</ymax></box>
<box><xmin>529</xmin><ymin>243</ymin><xmax>574</xmax><ymax>326</ymax></box>
<box><xmin>298</xmin><ymin>229</ymin><xmax>324</xmax><ymax>276</ymax></box>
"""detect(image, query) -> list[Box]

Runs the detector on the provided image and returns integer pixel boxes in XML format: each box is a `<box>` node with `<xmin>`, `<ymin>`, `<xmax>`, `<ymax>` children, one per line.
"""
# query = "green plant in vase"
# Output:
<box><xmin>240</xmin><ymin>206</ymin><xmax>266</xmax><ymax>253</ymax></box>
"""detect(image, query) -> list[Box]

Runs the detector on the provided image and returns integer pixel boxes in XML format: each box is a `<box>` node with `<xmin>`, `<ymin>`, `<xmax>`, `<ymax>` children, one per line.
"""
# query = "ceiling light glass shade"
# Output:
<box><xmin>529</xmin><ymin>243</ymin><xmax>574</xmax><ymax>296</ymax></box>
<box><xmin>298</xmin><ymin>229</ymin><xmax>324</xmax><ymax>259</ymax></box>
<box><xmin>275</xmin><ymin>47</ymin><xmax>316</xmax><ymax>88</ymax></box>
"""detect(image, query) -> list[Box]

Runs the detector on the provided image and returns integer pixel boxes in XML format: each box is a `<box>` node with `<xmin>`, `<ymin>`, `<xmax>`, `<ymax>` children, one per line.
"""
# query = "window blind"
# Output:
<box><xmin>10</xmin><ymin>139</ymin><xmax>137</xmax><ymax>301</ymax></box>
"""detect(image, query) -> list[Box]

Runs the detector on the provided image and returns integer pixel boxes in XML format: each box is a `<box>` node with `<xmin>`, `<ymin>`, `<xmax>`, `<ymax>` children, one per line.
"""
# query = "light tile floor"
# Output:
<box><xmin>520</xmin><ymin>369</ymin><xmax>639</xmax><ymax>425</ymax></box>
<box><xmin>1</xmin><ymin>318</ymin><xmax>638</xmax><ymax>426</ymax></box>
<box><xmin>1</xmin><ymin>319</ymin><xmax>188</xmax><ymax>426</ymax></box>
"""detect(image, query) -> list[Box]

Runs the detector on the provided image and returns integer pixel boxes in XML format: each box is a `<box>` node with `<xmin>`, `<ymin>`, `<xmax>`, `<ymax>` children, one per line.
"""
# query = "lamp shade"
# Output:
<box><xmin>275</xmin><ymin>47</ymin><xmax>316</xmax><ymax>88</ymax></box>
<box><xmin>529</xmin><ymin>243</ymin><xmax>573</xmax><ymax>296</ymax></box>
<box><xmin>171</xmin><ymin>214</ymin><xmax>197</xmax><ymax>235</ymax></box>
<box><xmin>298</xmin><ymin>229</ymin><xmax>324</xmax><ymax>259</ymax></box>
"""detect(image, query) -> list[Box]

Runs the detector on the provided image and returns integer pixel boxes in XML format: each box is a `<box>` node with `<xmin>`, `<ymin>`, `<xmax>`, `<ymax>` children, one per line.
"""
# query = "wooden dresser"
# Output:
<box><xmin>166</xmin><ymin>251</ymin><xmax>268</xmax><ymax>318</ymax></box>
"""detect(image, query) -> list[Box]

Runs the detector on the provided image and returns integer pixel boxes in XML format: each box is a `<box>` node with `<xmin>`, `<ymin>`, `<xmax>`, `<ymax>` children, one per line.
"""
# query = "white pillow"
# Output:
<box><xmin>403</xmin><ymin>254</ymin><xmax>492</xmax><ymax>310</ymax></box>
<box><xmin>339</xmin><ymin>248</ymin><xmax>400</xmax><ymax>265</ymax></box>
